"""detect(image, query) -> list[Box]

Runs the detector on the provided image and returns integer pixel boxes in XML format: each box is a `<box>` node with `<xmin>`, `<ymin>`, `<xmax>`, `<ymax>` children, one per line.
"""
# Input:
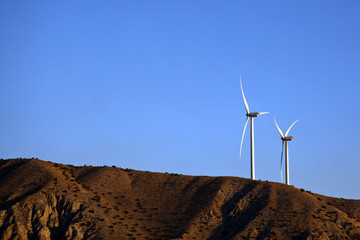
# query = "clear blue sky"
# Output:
<box><xmin>1</xmin><ymin>1</ymin><xmax>359</xmax><ymax>199</ymax></box>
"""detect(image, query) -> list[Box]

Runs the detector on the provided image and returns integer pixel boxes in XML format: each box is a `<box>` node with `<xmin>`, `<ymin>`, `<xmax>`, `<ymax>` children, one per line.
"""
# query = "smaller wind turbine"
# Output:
<box><xmin>274</xmin><ymin>118</ymin><xmax>299</xmax><ymax>185</ymax></box>
<box><xmin>240</xmin><ymin>77</ymin><xmax>269</xmax><ymax>180</ymax></box>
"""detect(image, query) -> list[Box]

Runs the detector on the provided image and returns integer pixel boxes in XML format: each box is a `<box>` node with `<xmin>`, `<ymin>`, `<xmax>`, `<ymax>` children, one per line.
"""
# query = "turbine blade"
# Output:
<box><xmin>274</xmin><ymin>117</ymin><xmax>284</xmax><ymax>138</ymax></box>
<box><xmin>281</xmin><ymin>140</ymin><xmax>284</xmax><ymax>183</ymax></box>
<box><xmin>259</xmin><ymin>112</ymin><xmax>269</xmax><ymax>115</ymax></box>
<box><xmin>240</xmin><ymin>76</ymin><xmax>250</xmax><ymax>114</ymax></box>
<box><xmin>285</xmin><ymin>120</ymin><xmax>299</xmax><ymax>137</ymax></box>
<box><xmin>239</xmin><ymin>116</ymin><xmax>249</xmax><ymax>159</ymax></box>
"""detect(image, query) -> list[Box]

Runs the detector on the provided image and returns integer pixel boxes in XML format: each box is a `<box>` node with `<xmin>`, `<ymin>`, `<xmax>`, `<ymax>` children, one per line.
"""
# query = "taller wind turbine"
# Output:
<box><xmin>274</xmin><ymin>118</ymin><xmax>299</xmax><ymax>185</ymax></box>
<box><xmin>239</xmin><ymin>77</ymin><xmax>269</xmax><ymax>180</ymax></box>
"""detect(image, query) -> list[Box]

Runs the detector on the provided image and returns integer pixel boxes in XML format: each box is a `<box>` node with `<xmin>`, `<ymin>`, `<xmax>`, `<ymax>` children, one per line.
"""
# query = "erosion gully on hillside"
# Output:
<box><xmin>0</xmin><ymin>158</ymin><xmax>359</xmax><ymax>239</ymax></box>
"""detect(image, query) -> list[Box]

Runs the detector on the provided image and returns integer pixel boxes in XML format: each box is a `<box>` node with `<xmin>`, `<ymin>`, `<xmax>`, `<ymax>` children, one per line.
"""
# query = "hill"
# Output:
<box><xmin>0</xmin><ymin>158</ymin><xmax>360</xmax><ymax>239</ymax></box>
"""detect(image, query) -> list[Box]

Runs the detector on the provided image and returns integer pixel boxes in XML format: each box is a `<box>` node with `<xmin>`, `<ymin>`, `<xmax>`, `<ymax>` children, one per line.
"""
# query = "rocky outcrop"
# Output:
<box><xmin>0</xmin><ymin>193</ymin><xmax>96</xmax><ymax>240</ymax></box>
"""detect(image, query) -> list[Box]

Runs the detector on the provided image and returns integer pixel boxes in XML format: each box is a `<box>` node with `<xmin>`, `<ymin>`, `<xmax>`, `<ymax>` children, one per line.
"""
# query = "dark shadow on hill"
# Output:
<box><xmin>0</xmin><ymin>159</ymin><xmax>30</xmax><ymax>184</ymax></box>
<box><xmin>0</xmin><ymin>184</ymin><xmax>45</xmax><ymax>210</ymax></box>
<box><xmin>170</xmin><ymin>178</ymin><xmax>225</xmax><ymax>239</ymax></box>
<box><xmin>292</xmin><ymin>231</ymin><xmax>311</xmax><ymax>240</ymax></box>
<box><xmin>208</xmin><ymin>181</ymin><xmax>270</xmax><ymax>240</ymax></box>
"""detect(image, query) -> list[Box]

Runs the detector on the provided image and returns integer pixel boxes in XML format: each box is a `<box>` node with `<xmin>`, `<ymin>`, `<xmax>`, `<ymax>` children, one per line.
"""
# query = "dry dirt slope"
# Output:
<box><xmin>0</xmin><ymin>158</ymin><xmax>360</xmax><ymax>240</ymax></box>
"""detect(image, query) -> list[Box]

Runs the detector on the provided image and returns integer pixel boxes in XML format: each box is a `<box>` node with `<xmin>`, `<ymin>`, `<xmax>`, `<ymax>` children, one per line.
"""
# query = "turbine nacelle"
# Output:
<box><xmin>281</xmin><ymin>136</ymin><xmax>294</xmax><ymax>141</ymax></box>
<box><xmin>247</xmin><ymin>112</ymin><xmax>261</xmax><ymax>117</ymax></box>
<box><xmin>246</xmin><ymin>112</ymin><xmax>269</xmax><ymax>118</ymax></box>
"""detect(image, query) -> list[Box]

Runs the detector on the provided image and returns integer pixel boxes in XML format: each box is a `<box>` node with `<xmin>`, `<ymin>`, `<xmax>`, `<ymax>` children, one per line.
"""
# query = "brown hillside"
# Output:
<box><xmin>0</xmin><ymin>158</ymin><xmax>360</xmax><ymax>240</ymax></box>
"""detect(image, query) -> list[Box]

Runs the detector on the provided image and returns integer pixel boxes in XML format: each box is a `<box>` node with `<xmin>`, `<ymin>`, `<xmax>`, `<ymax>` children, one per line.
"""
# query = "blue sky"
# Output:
<box><xmin>1</xmin><ymin>1</ymin><xmax>360</xmax><ymax>199</ymax></box>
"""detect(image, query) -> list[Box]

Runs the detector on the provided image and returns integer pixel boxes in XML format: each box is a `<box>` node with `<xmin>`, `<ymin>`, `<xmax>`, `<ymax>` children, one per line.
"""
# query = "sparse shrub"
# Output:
<box><xmin>91</xmin><ymin>195</ymin><xmax>101</xmax><ymax>202</ymax></box>
<box><xmin>82</xmin><ymin>183</ymin><xmax>90</xmax><ymax>190</ymax></box>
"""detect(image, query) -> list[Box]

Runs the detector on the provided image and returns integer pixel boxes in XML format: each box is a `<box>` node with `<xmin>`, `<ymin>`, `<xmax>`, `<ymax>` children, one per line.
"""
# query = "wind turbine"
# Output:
<box><xmin>239</xmin><ymin>77</ymin><xmax>269</xmax><ymax>180</ymax></box>
<box><xmin>274</xmin><ymin>118</ymin><xmax>299</xmax><ymax>185</ymax></box>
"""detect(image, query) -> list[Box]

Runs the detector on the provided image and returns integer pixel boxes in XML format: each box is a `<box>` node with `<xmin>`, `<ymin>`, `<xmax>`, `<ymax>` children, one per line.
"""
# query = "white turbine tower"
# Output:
<box><xmin>274</xmin><ymin>118</ymin><xmax>299</xmax><ymax>185</ymax></box>
<box><xmin>239</xmin><ymin>77</ymin><xmax>269</xmax><ymax>180</ymax></box>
